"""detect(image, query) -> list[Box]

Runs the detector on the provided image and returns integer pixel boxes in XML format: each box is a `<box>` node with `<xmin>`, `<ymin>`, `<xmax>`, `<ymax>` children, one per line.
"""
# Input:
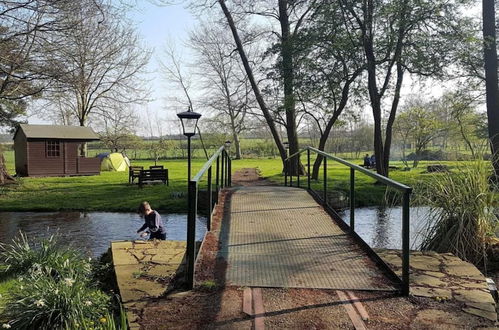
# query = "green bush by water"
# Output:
<box><xmin>0</xmin><ymin>233</ymin><xmax>127</xmax><ymax>329</ymax></box>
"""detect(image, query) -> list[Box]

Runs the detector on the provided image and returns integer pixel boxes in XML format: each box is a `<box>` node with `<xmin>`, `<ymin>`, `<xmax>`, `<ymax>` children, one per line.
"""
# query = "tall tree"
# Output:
<box><xmin>294</xmin><ymin>2</ymin><xmax>364</xmax><ymax>179</ymax></box>
<box><xmin>217</xmin><ymin>0</ymin><xmax>320</xmax><ymax>174</ymax></box>
<box><xmin>482</xmin><ymin>0</ymin><xmax>499</xmax><ymax>176</ymax></box>
<box><xmin>339</xmin><ymin>0</ymin><xmax>465</xmax><ymax>176</ymax></box>
<box><xmin>44</xmin><ymin>0</ymin><xmax>150</xmax><ymax>130</ymax></box>
<box><xmin>189</xmin><ymin>22</ymin><xmax>253</xmax><ymax>159</ymax></box>
<box><xmin>217</xmin><ymin>0</ymin><xmax>287</xmax><ymax>169</ymax></box>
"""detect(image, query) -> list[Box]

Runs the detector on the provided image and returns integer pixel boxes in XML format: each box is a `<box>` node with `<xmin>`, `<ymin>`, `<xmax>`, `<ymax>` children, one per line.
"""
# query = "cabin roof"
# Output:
<box><xmin>14</xmin><ymin>124</ymin><xmax>100</xmax><ymax>141</ymax></box>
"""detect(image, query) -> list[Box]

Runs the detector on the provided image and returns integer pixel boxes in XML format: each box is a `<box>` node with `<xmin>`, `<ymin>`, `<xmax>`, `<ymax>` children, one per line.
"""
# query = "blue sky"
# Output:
<box><xmin>128</xmin><ymin>2</ymin><xmax>196</xmax><ymax>134</ymax></box>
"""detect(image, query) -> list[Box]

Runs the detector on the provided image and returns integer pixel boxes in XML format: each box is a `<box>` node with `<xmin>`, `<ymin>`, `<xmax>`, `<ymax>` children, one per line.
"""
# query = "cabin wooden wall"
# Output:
<box><xmin>23</xmin><ymin>139</ymin><xmax>99</xmax><ymax>176</ymax></box>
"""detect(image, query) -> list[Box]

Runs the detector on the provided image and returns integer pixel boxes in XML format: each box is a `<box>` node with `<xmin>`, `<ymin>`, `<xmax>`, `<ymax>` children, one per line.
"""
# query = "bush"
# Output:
<box><xmin>415</xmin><ymin>159</ymin><xmax>498</xmax><ymax>266</ymax></box>
<box><xmin>0</xmin><ymin>233</ymin><xmax>91</xmax><ymax>281</ymax></box>
<box><xmin>2</xmin><ymin>274</ymin><xmax>110</xmax><ymax>329</ymax></box>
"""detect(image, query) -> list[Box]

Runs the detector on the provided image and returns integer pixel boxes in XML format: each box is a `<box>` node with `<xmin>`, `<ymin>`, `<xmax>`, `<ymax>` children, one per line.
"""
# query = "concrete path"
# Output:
<box><xmin>220</xmin><ymin>186</ymin><xmax>397</xmax><ymax>291</ymax></box>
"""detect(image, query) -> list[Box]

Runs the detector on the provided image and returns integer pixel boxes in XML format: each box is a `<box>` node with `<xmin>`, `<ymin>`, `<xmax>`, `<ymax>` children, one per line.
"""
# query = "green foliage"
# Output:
<box><xmin>415</xmin><ymin>159</ymin><xmax>498</xmax><ymax>266</ymax></box>
<box><xmin>2</xmin><ymin>274</ymin><xmax>110</xmax><ymax>329</ymax></box>
<box><xmin>0</xmin><ymin>233</ymin><xmax>91</xmax><ymax>280</ymax></box>
<box><xmin>0</xmin><ymin>234</ymin><xmax>128</xmax><ymax>329</ymax></box>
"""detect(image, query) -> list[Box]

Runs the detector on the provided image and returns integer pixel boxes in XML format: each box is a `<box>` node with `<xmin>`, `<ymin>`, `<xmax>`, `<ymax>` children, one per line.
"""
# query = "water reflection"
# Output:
<box><xmin>0</xmin><ymin>212</ymin><xmax>207</xmax><ymax>257</ymax></box>
<box><xmin>339</xmin><ymin>206</ymin><xmax>430</xmax><ymax>250</ymax></box>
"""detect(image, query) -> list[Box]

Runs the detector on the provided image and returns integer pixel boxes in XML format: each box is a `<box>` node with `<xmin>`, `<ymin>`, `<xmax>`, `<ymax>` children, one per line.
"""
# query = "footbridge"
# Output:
<box><xmin>186</xmin><ymin>146</ymin><xmax>412</xmax><ymax>295</ymax></box>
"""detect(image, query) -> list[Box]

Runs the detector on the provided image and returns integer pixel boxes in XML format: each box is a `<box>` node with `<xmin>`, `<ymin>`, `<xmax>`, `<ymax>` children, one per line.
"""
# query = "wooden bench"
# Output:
<box><xmin>138</xmin><ymin>169</ymin><xmax>169</xmax><ymax>187</ymax></box>
<box><xmin>129</xmin><ymin>166</ymin><xmax>144</xmax><ymax>184</ymax></box>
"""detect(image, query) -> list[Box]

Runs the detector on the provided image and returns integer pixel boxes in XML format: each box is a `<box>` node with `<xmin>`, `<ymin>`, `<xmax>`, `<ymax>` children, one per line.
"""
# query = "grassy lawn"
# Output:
<box><xmin>0</xmin><ymin>150</ymin><xmax>470</xmax><ymax>212</ymax></box>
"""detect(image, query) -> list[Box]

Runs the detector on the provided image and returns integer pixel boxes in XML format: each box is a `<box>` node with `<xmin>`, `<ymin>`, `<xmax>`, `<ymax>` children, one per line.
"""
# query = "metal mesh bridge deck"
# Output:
<box><xmin>220</xmin><ymin>186</ymin><xmax>397</xmax><ymax>291</ymax></box>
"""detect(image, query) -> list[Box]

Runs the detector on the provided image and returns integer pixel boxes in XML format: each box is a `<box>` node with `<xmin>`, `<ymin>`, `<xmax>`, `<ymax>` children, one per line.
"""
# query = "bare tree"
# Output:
<box><xmin>43</xmin><ymin>0</ymin><xmax>150</xmax><ymax>132</ymax></box>
<box><xmin>97</xmin><ymin>105</ymin><xmax>137</xmax><ymax>152</ymax></box>
<box><xmin>189</xmin><ymin>21</ymin><xmax>254</xmax><ymax>159</ymax></box>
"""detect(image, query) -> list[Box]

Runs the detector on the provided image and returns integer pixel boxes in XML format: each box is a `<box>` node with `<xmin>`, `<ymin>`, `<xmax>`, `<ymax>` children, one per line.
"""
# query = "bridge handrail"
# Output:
<box><xmin>284</xmin><ymin>146</ymin><xmax>411</xmax><ymax>296</ymax></box>
<box><xmin>185</xmin><ymin>145</ymin><xmax>231</xmax><ymax>289</ymax></box>
<box><xmin>285</xmin><ymin>147</ymin><xmax>411</xmax><ymax>193</ymax></box>
<box><xmin>192</xmin><ymin>146</ymin><xmax>224</xmax><ymax>182</ymax></box>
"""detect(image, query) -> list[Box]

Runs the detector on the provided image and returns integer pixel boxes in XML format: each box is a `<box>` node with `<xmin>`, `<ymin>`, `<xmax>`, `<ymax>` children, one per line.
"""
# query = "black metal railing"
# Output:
<box><xmin>186</xmin><ymin>146</ymin><xmax>231</xmax><ymax>289</ymax></box>
<box><xmin>284</xmin><ymin>147</ymin><xmax>412</xmax><ymax>295</ymax></box>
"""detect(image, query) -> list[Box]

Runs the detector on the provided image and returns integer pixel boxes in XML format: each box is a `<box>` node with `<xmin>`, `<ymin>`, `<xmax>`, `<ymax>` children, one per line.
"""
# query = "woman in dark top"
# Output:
<box><xmin>136</xmin><ymin>201</ymin><xmax>167</xmax><ymax>240</ymax></box>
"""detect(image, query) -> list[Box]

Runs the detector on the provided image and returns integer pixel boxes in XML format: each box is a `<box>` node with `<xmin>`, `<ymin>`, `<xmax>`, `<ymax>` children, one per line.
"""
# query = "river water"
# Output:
<box><xmin>339</xmin><ymin>206</ymin><xmax>431</xmax><ymax>250</ymax></box>
<box><xmin>0</xmin><ymin>212</ymin><xmax>207</xmax><ymax>257</ymax></box>
<box><xmin>0</xmin><ymin>206</ymin><xmax>429</xmax><ymax>257</ymax></box>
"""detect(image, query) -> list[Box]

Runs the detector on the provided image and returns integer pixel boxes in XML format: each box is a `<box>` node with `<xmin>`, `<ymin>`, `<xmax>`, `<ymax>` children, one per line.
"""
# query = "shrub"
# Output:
<box><xmin>2</xmin><ymin>274</ymin><xmax>111</xmax><ymax>329</ymax></box>
<box><xmin>0</xmin><ymin>232</ymin><xmax>91</xmax><ymax>281</ymax></box>
<box><xmin>415</xmin><ymin>158</ymin><xmax>498</xmax><ymax>266</ymax></box>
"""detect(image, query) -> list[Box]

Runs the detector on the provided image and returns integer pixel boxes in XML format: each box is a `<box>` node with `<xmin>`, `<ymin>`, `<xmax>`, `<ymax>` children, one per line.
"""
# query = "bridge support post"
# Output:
<box><xmin>227</xmin><ymin>158</ymin><xmax>232</xmax><ymax>187</ymax></box>
<box><xmin>402</xmin><ymin>189</ymin><xmax>411</xmax><ymax>295</ymax></box>
<box><xmin>307</xmin><ymin>149</ymin><xmax>311</xmax><ymax>189</ymax></box>
<box><xmin>215</xmin><ymin>156</ymin><xmax>220</xmax><ymax>203</ymax></box>
<box><xmin>186</xmin><ymin>180</ymin><xmax>198</xmax><ymax>289</ymax></box>
<box><xmin>350</xmin><ymin>168</ymin><xmax>355</xmax><ymax>233</ymax></box>
<box><xmin>221</xmin><ymin>152</ymin><xmax>225</xmax><ymax>188</ymax></box>
<box><xmin>323</xmin><ymin>157</ymin><xmax>327</xmax><ymax>206</ymax></box>
<box><xmin>207</xmin><ymin>167</ymin><xmax>212</xmax><ymax>231</ymax></box>
<box><xmin>284</xmin><ymin>160</ymin><xmax>288</xmax><ymax>186</ymax></box>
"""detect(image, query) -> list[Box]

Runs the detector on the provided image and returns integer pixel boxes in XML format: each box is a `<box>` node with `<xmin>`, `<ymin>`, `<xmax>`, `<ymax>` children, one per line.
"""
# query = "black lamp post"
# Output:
<box><xmin>177</xmin><ymin>107</ymin><xmax>202</xmax><ymax>289</ymax></box>
<box><xmin>177</xmin><ymin>107</ymin><xmax>202</xmax><ymax>180</ymax></box>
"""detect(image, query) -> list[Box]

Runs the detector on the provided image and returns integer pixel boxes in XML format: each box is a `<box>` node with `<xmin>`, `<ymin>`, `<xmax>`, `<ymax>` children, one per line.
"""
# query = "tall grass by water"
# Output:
<box><xmin>415</xmin><ymin>159</ymin><xmax>498</xmax><ymax>267</ymax></box>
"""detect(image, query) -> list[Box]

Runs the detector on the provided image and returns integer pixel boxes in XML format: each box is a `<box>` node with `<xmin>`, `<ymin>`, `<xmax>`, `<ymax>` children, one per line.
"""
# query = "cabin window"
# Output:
<box><xmin>46</xmin><ymin>140</ymin><xmax>60</xmax><ymax>157</ymax></box>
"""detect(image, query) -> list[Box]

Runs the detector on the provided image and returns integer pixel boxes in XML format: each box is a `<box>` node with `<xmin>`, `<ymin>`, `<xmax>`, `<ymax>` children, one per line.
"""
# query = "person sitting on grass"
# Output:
<box><xmin>370</xmin><ymin>154</ymin><xmax>376</xmax><ymax>168</ymax></box>
<box><xmin>136</xmin><ymin>201</ymin><xmax>166</xmax><ymax>240</ymax></box>
<box><xmin>363</xmin><ymin>154</ymin><xmax>371</xmax><ymax>168</ymax></box>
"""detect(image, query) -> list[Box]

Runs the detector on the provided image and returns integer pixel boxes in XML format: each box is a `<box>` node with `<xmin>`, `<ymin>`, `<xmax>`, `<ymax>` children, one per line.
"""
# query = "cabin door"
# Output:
<box><xmin>64</xmin><ymin>142</ymin><xmax>77</xmax><ymax>174</ymax></box>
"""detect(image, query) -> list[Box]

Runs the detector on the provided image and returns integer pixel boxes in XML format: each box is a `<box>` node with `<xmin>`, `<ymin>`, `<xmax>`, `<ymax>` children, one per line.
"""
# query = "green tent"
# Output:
<box><xmin>100</xmin><ymin>153</ymin><xmax>130</xmax><ymax>172</ymax></box>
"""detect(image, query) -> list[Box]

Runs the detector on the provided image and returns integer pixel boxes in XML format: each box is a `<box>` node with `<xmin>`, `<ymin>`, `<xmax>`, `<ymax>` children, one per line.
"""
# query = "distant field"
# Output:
<box><xmin>0</xmin><ymin>148</ymin><xmax>471</xmax><ymax>212</ymax></box>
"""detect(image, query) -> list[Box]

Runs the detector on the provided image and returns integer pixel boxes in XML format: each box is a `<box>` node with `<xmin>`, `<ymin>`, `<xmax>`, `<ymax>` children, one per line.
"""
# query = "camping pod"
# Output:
<box><xmin>99</xmin><ymin>153</ymin><xmax>130</xmax><ymax>171</ymax></box>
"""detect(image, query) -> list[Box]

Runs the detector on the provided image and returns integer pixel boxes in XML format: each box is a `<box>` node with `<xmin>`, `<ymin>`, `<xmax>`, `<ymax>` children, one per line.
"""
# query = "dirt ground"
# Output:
<box><xmin>136</xmin><ymin>168</ymin><xmax>496</xmax><ymax>329</ymax></box>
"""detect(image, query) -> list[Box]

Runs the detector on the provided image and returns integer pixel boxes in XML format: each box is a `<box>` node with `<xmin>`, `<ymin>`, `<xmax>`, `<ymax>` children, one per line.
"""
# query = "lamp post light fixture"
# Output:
<box><xmin>177</xmin><ymin>107</ymin><xmax>202</xmax><ymax>180</ymax></box>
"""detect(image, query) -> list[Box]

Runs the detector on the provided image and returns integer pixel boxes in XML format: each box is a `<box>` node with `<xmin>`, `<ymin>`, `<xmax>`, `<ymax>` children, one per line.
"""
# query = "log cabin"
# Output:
<box><xmin>13</xmin><ymin>124</ymin><xmax>101</xmax><ymax>177</ymax></box>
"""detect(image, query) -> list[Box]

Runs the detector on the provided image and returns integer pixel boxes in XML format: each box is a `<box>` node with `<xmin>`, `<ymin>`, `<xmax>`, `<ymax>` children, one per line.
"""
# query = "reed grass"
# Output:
<box><xmin>415</xmin><ymin>158</ymin><xmax>498</xmax><ymax>267</ymax></box>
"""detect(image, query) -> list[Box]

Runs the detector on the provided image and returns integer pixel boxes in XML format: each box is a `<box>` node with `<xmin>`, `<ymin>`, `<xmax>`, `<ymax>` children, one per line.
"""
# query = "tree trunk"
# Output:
<box><xmin>233</xmin><ymin>131</ymin><xmax>242</xmax><ymax>159</ymax></box>
<box><xmin>79</xmin><ymin>118</ymin><xmax>87</xmax><ymax>157</ymax></box>
<box><xmin>279</xmin><ymin>0</ymin><xmax>302</xmax><ymax>175</ymax></box>
<box><xmin>218</xmin><ymin>0</ymin><xmax>286</xmax><ymax>168</ymax></box>
<box><xmin>482</xmin><ymin>0</ymin><xmax>499</xmax><ymax>176</ymax></box>
<box><xmin>0</xmin><ymin>152</ymin><xmax>15</xmax><ymax>184</ymax></box>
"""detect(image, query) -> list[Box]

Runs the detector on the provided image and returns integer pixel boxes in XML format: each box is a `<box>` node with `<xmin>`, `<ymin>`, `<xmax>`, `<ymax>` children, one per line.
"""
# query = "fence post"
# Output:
<box><xmin>323</xmin><ymin>157</ymin><xmax>327</xmax><ymax>206</ymax></box>
<box><xmin>307</xmin><ymin>149</ymin><xmax>311</xmax><ymax>189</ymax></box>
<box><xmin>350</xmin><ymin>168</ymin><xmax>355</xmax><ymax>233</ymax></box>
<box><xmin>402</xmin><ymin>189</ymin><xmax>411</xmax><ymax>296</ymax></box>
<box><xmin>207</xmin><ymin>167</ymin><xmax>212</xmax><ymax>232</ymax></box>
<box><xmin>297</xmin><ymin>156</ymin><xmax>300</xmax><ymax>188</ymax></box>
<box><xmin>290</xmin><ymin>158</ymin><xmax>293</xmax><ymax>187</ymax></box>
<box><xmin>186</xmin><ymin>180</ymin><xmax>198</xmax><ymax>289</ymax></box>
